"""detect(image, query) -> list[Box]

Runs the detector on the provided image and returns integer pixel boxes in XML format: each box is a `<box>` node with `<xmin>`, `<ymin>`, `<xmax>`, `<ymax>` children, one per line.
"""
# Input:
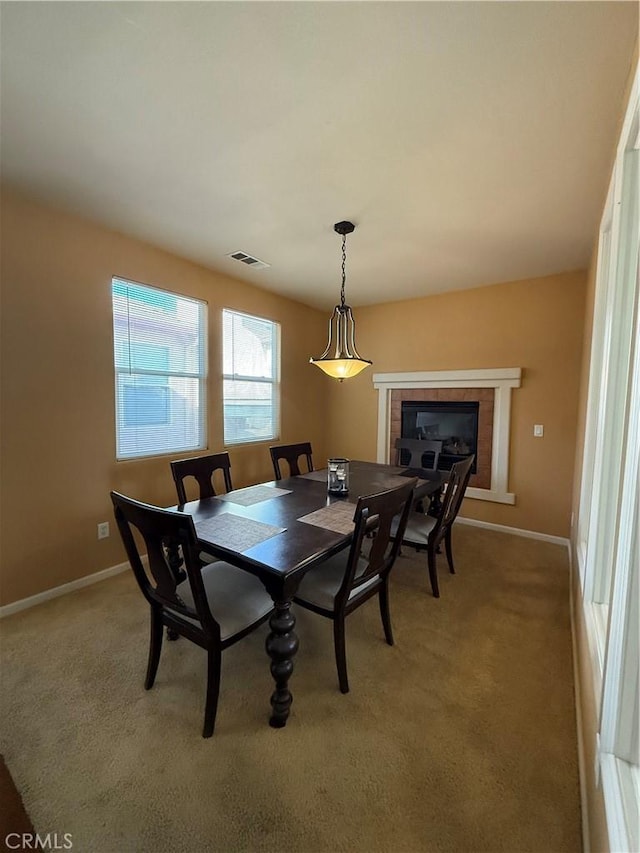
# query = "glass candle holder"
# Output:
<box><xmin>327</xmin><ymin>458</ymin><xmax>350</xmax><ymax>495</ymax></box>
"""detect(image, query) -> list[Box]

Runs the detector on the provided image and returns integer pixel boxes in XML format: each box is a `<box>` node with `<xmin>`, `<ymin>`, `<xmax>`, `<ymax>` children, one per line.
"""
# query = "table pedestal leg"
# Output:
<box><xmin>265</xmin><ymin>599</ymin><xmax>299</xmax><ymax>728</ymax></box>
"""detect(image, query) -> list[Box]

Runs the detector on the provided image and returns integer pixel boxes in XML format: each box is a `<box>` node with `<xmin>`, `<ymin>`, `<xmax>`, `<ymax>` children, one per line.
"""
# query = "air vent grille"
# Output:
<box><xmin>226</xmin><ymin>251</ymin><xmax>270</xmax><ymax>270</ymax></box>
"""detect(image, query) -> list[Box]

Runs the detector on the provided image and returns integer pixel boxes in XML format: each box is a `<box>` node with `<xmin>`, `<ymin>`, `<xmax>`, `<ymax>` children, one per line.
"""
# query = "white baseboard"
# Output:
<box><xmin>456</xmin><ymin>515</ymin><xmax>570</xmax><ymax>548</ymax></box>
<box><xmin>2</xmin><ymin>517</ymin><xmax>569</xmax><ymax>618</ymax></box>
<box><xmin>0</xmin><ymin>561</ymin><xmax>130</xmax><ymax>619</ymax></box>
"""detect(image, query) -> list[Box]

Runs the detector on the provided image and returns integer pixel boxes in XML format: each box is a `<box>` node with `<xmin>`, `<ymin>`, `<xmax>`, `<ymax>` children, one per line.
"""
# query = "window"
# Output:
<box><xmin>222</xmin><ymin>309</ymin><xmax>279</xmax><ymax>445</ymax></box>
<box><xmin>576</xmin><ymin>65</ymin><xmax>639</xmax><ymax>852</ymax></box>
<box><xmin>112</xmin><ymin>278</ymin><xmax>207</xmax><ymax>460</ymax></box>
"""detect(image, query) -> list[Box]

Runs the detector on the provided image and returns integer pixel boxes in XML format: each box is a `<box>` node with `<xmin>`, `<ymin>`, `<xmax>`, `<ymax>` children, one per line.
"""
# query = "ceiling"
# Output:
<box><xmin>1</xmin><ymin>2</ymin><xmax>637</xmax><ymax>310</ymax></box>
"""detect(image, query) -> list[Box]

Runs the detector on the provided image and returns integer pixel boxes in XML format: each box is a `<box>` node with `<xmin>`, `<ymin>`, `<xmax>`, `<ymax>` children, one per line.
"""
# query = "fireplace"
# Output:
<box><xmin>400</xmin><ymin>400</ymin><xmax>479</xmax><ymax>473</ymax></box>
<box><xmin>393</xmin><ymin>390</ymin><xmax>490</xmax><ymax>486</ymax></box>
<box><xmin>373</xmin><ymin>368</ymin><xmax>522</xmax><ymax>503</ymax></box>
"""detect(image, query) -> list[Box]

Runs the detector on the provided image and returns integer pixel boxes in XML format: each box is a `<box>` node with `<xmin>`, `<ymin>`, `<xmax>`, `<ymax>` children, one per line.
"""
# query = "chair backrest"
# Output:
<box><xmin>110</xmin><ymin>491</ymin><xmax>218</xmax><ymax>636</ymax></box>
<box><xmin>434</xmin><ymin>454</ymin><xmax>474</xmax><ymax>539</ymax></box>
<box><xmin>395</xmin><ymin>437</ymin><xmax>442</xmax><ymax>470</ymax></box>
<box><xmin>170</xmin><ymin>453</ymin><xmax>233</xmax><ymax>505</ymax></box>
<box><xmin>335</xmin><ymin>478</ymin><xmax>417</xmax><ymax>608</ymax></box>
<box><xmin>269</xmin><ymin>442</ymin><xmax>314</xmax><ymax>480</ymax></box>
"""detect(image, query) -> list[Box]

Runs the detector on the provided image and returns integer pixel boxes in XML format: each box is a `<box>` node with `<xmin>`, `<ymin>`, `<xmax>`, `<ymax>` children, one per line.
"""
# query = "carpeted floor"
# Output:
<box><xmin>0</xmin><ymin>525</ymin><xmax>581</xmax><ymax>852</ymax></box>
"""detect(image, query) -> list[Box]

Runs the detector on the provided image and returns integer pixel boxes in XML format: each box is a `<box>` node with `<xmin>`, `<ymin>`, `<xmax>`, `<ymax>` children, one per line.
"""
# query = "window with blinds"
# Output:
<box><xmin>112</xmin><ymin>278</ymin><xmax>207</xmax><ymax>460</ymax></box>
<box><xmin>222</xmin><ymin>309</ymin><xmax>279</xmax><ymax>445</ymax></box>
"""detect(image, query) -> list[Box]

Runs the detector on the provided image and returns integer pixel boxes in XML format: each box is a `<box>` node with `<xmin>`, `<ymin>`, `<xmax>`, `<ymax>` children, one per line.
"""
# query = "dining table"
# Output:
<box><xmin>174</xmin><ymin>459</ymin><xmax>445</xmax><ymax>728</ymax></box>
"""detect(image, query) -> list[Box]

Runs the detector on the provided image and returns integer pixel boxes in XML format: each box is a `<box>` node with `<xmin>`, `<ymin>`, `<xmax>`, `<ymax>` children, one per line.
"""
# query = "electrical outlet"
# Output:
<box><xmin>97</xmin><ymin>522</ymin><xmax>110</xmax><ymax>540</ymax></box>
<box><xmin>533</xmin><ymin>424</ymin><xmax>544</xmax><ymax>437</ymax></box>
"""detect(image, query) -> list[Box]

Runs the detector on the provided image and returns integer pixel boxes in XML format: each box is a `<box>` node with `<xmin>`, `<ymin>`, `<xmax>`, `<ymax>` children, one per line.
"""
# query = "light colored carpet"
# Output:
<box><xmin>0</xmin><ymin>525</ymin><xmax>581</xmax><ymax>852</ymax></box>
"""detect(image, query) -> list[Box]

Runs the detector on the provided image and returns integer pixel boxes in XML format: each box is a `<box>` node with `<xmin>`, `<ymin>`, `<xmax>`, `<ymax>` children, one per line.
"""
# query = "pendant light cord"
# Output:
<box><xmin>340</xmin><ymin>233</ymin><xmax>347</xmax><ymax>308</ymax></box>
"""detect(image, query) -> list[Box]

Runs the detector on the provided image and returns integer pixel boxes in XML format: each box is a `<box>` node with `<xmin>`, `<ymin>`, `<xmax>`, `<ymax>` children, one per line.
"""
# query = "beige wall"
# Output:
<box><xmin>0</xmin><ymin>189</ymin><xmax>330</xmax><ymax>606</ymax></box>
<box><xmin>1</xmin><ymin>189</ymin><xmax>588</xmax><ymax>609</ymax></box>
<box><xmin>0</xmin><ymin>190</ymin><xmax>589</xmax><ymax>608</ymax></box>
<box><xmin>327</xmin><ymin>271</ymin><xmax>587</xmax><ymax>538</ymax></box>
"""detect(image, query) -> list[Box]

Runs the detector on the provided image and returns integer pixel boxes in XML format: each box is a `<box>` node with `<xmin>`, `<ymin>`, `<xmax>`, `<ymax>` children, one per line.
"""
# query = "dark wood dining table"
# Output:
<box><xmin>174</xmin><ymin>459</ymin><xmax>444</xmax><ymax>728</ymax></box>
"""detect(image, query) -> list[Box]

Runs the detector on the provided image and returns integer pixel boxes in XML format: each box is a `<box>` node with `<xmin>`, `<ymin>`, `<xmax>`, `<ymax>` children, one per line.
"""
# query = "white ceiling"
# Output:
<box><xmin>1</xmin><ymin>2</ymin><xmax>637</xmax><ymax>310</ymax></box>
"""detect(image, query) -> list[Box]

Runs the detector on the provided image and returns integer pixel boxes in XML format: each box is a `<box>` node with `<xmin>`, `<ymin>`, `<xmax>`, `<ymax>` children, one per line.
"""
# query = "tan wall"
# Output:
<box><xmin>0</xmin><ymin>189</ymin><xmax>586</xmax><ymax>608</ymax></box>
<box><xmin>327</xmin><ymin>271</ymin><xmax>587</xmax><ymax>538</ymax></box>
<box><xmin>0</xmin><ymin>191</ymin><xmax>590</xmax><ymax>604</ymax></box>
<box><xmin>0</xmin><ymin>189</ymin><xmax>330</xmax><ymax>606</ymax></box>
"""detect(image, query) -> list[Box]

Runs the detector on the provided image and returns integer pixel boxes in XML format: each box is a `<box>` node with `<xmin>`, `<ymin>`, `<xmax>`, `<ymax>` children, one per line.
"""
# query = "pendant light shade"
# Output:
<box><xmin>310</xmin><ymin>221</ymin><xmax>372</xmax><ymax>381</ymax></box>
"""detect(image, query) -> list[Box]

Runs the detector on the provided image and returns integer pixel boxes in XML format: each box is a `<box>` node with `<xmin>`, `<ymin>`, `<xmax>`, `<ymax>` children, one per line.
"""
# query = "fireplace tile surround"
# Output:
<box><xmin>373</xmin><ymin>369</ymin><xmax>522</xmax><ymax>504</ymax></box>
<box><xmin>390</xmin><ymin>388</ymin><xmax>494</xmax><ymax>490</ymax></box>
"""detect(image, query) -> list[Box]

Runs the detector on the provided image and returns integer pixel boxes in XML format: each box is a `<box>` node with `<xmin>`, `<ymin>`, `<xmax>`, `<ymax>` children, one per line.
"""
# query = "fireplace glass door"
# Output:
<box><xmin>400</xmin><ymin>401</ymin><xmax>479</xmax><ymax>473</ymax></box>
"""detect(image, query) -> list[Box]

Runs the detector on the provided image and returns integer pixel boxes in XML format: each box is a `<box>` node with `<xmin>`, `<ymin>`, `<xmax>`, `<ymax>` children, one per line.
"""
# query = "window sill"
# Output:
<box><xmin>600</xmin><ymin>752</ymin><xmax>639</xmax><ymax>853</ymax></box>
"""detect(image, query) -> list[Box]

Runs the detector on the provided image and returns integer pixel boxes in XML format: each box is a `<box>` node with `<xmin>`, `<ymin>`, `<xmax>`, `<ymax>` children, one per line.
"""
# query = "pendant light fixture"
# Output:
<box><xmin>310</xmin><ymin>221</ymin><xmax>372</xmax><ymax>381</ymax></box>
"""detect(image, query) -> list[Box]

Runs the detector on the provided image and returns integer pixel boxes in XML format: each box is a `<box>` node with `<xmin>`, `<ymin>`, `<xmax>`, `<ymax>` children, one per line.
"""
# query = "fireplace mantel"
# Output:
<box><xmin>372</xmin><ymin>369</ymin><xmax>522</xmax><ymax>504</ymax></box>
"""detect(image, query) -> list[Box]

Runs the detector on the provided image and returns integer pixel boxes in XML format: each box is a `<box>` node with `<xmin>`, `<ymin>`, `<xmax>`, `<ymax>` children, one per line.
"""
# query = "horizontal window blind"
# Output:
<box><xmin>222</xmin><ymin>309</ymin><xmax>279</xmax><ymax>445</ymax></box>
<box><xmin>112</xmin><ymin>278</ymin><xmax>207</xmax><ymax>460</ymax></box>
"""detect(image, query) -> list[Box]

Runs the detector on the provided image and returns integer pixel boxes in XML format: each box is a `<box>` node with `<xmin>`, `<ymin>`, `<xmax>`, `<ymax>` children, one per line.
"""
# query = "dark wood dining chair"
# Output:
<box><xmin>293</xmin><ymin>478</ymin><xmax>417</xmax><ymax>694</ymax></box>
<box><xmin>110</xmin><ymin>491</ymin><xmax>273</xmax><ymax>737</ymax></box>
<box><xmin>269</xmin><ymin>442</ymin><xmax>314</xmax><ymax>480</ymax></box>
<box><xmin>395</xmin><ymin>437</ymin><xmax>442</xmax><ymax>470</ymax></box>
<box><xmin>170</xmin><ymin>452</ymin><xmax>233</xmax><ymax>504</ymax></box>
<box><xmin>170</xmin><ymin>453</ymin><xmax>234</xmax><ymax>566</ymax></box>
<box><xmin>392</xmin><ymin>454</ymin><xmax>474</xmax><ymax>598</ymax></box>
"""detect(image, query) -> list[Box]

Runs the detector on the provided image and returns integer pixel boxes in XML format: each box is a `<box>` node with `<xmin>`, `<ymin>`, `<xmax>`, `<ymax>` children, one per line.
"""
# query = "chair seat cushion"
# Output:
<box><xmin>294</xmin><ymin>552</ymin><xmax>378</xmax><ymax>611</ymax></box>
<box><xmin>173</xmin><ymin>562</ymin><xmax>273</xmax><ymax>642</ymax></box>
<box><xmin>391</xmin><ymin>511</ymin><xmax>437</xmax><ymax>546</ymax></box>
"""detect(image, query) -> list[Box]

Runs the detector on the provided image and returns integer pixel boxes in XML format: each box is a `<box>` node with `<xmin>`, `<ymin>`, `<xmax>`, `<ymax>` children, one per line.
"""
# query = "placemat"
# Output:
<box><xmin>195</xmin><ymin>515</ymin><xmax>285</xmax><ymax>552</ymax></box>
<box><xmin>299</xmin><ymin>469</ymin><xmax>328</xmax><ymax>482</ymax></box>
<box><xmin>215</xmin><ymin>484</ymin><xmax>292</xmax><ymax>507</ymax></box>
<box><xmin>298</xmin><ymin>501</ymin><xmax>356</xmax><ymax>534</ymax></box>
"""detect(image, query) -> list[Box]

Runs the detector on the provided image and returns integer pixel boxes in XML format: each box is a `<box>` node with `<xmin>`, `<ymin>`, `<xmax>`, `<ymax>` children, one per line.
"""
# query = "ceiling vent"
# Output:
<box><xmin>227</xmin><ymin>251</ymin><xmax>270</xmax><ymax>270</ymax></box>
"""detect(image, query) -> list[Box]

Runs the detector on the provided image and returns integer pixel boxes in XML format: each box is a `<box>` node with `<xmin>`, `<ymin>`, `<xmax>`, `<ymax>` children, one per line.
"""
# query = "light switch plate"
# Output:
<box><xmin>534</xmin><ymin>424</ymin><xmax>544</xmax><ymax>437</ymax></box>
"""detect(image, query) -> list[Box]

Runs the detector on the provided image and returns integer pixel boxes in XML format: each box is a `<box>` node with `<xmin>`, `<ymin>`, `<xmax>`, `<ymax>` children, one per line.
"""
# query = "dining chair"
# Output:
<box><xmin>293</xmin><ymin>478</ymin><xmax>417</xmax><ymax>694</ymax></box>
<box><xmin>394</xmin><ymin>437</ymin><xmax>442</xmax><ymax>470</ymax></box>
<box><xmin>269</xmin><ymin>442</ymin><xmax>314</xmax><ymax>480</ymax></box>
<box><xmin>392</xmin><ymin>454</ymin><xmax>474</xmax><ymax>598</ymax></box>
<box><xmin>170</xmin><ymin>453</ymin><xmax>234</xmax><ymax>566</ymax></box>
<box><xmin>170</xmin><ymin>452</ymin><xmax>233</xmax><ymax>504</ymax></box>
<box><xmin>110</xmin><ymin>491</ymin><xmax>273</xmax><ymax>737</ymax></box>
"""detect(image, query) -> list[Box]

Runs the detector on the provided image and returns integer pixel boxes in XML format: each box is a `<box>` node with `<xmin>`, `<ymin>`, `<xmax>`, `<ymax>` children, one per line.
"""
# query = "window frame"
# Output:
<box><xmin>221</xmin><ymin>308</ymin><xmax>280</xmax><ymax>447</ymax></box>
<box><xmin>576</xmin><ymin>65</ymin><xmax>639</xmax><ymax>853</ymax></box>
<box><xmin>112</xmin><ymin>277</ymin><xmax>208</xmax><ymax>461</ymax></box>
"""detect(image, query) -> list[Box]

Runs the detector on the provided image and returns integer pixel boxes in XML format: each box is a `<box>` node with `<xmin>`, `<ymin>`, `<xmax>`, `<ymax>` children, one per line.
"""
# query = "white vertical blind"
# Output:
<box><xmin>222</xmin><ymin>309</ymin><xmax>279</xmax><ymax>445</ymax></box>
<box><xmin>112</xmin><ymin>278</ymin><xmax>207</xmax><ymax>460</ymax></box>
